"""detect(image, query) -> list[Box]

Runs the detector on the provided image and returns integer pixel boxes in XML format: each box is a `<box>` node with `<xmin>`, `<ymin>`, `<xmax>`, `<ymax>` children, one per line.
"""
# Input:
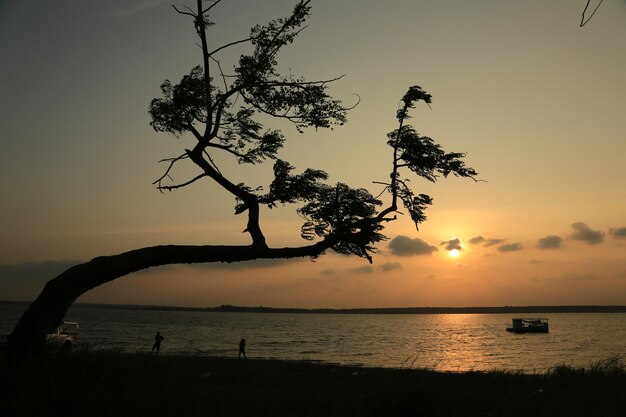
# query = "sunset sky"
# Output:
<box><xmin>1</xmin><ymin>0</ymin><xmax>625</xmax><ymax>308</ymax></box>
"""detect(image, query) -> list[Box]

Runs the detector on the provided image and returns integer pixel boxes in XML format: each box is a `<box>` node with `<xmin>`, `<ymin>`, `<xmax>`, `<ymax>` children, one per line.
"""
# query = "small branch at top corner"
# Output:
<box><xmin>172</xmin><ymin>4</ymin><xmax>196</xmax><ymax>18</ymax></box>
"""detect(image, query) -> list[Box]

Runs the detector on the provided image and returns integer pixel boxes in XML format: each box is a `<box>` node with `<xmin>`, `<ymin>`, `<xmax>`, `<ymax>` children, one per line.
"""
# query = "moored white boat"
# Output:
<box><xmin>506</xmin><ymin>318</ymin><xmax>549</xmax><ymax>333</ymax></box>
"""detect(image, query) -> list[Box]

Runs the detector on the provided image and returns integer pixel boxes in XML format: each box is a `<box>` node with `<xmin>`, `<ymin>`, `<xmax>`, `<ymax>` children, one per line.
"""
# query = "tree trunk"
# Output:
<box><xmin>8</xmin><ymin>241</ymin><xmax>333</xmax><ymax>361</ymax></box>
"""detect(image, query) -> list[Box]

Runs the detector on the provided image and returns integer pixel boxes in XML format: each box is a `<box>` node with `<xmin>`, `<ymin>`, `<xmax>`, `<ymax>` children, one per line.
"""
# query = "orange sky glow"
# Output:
<box><xmin>0</xmin><ymin>0</ymin><xmax>625</xmax><ymax>308</ymax></box>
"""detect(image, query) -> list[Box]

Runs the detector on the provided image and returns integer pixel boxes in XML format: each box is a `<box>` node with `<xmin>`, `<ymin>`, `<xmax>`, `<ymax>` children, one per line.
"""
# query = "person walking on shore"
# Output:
<box><xmin>151</xmin><ymin>331</ymin><xmax>164</xmax><ymax>354</ymax></box>
<box><xmin>239</xmin><ymin>338</ymin><xmax>246</xmax><ymax>359</ymax></box>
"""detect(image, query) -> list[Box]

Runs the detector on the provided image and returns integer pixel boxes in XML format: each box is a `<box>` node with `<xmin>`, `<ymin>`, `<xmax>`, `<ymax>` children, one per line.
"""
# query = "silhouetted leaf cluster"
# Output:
<box><xmin>221</xmin><ymin>108</ymin><xmax>286</xmax><ymax>164</ymax></box>
<box><xmin>297</xmin><ymin>183</ymin><xmax>384</xmax><ymax>258</ymax></box>
<box><xmin>383</xmin><ymin>85</ymin><xmax>477</xmax><ymax>229</ymax></box>
<box><xmin>261</xmin><ymin>160</ymin><xmax>329</xmax><ymax>207</ymax></box>
<box><xmin>389</xmin><ymin>127</ymin><xmax>476</xmax><ymax>182</ymax></box>
<box><xmin>396</xmin><ymin>85</ymin><xmax>432</xmax><ymax>122</ymax></box>
<box><xmin>235</xmin><ymin>2</ymin><xmax>347</xmax><ymax>133</ymax></box>
<box><xmin>396</xmin><ymin>181</ymin><xmax>433</xmax><ymax>226</ymax></box>
<box><xmin>256</xmin><ymin>160</ymin><xmax>386</xmax><ymax>260</ymax></box>
<box><xmin>149</xmin><ymin>66</ymin><xmax>209</xmax><ymax>136</ymax></box>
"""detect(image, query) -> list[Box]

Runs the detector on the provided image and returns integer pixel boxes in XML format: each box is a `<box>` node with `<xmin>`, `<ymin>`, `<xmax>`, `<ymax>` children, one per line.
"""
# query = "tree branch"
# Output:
<box><xmin>157</xmin><ymin>173</ymin><xmax>208</xmax><ymax>191</ymax></box>
<box><xmin>580</xmin><ymin>0</ymin><xmax>604</xmax><ymax>27</ymax></box>
<box><xmin>207</xmin><ymin>37</ymin><xmax>255</xmax><ymax>58</ymax></box>
<box><xmin>209</xmin><ymin>84</ymin><xmax>245</xmax><ymax>139</ymax></box>
<box><xmin>210</xmin><ymin>56</ymin><xmax>229</xmax><ymax>92</ymax></box>
<box><xmin>258</xmin><ymin>75</ymin><xmax>346</xmax><ymax>88</ymax></box>
<box><xmin>188</xmin><ymin>123</ymin><xmax>204</xmax><ymax>142</ymax></box>
<box><xmin>8</xmin><ymin>236</ymin><xmax>339</xmax><ymax>359</ymax></box>
<box><xmin>238</xmin><ymin>90</ymin><xmax>334</xmax><ymax>128</ymax></box>
<box><xmin>203</xmin><ymin>150</ymin><xmax>222</xmax><ymax>175</ymax></box>
<box><xmin>206</xmin><ymin>142</ymin><xmax>253</xmax><ymax>162</ymax></box>
<box><xmin>196</xmin><ymin>0</ymin><xmax>213</xmax><ymax>137</ymax></box>
<box><xmin>202</xmin><ymin>0</ymin><xmax>223</xmax><ymax>15</ymax></box>
<box><xmin>376</xmin><ymin>104</ymin><xmax>407</xmax><ymax>220</ymax></box>
<box><xmin>153</xmin><ymin>153</ymin><xmax>189</xmax><ymax>190</ymax></box>
<box><xmin>202</xmin><ymin>1</ymin><xmax>315</xmax><ymax>141</ymax></box>
<box><xmin>252</xmin><ymin>1</ymin><xmax>311</xmax><ymax>73</ymax></box>
<box><xmin>171</xmin><ymin>5</ymin><xmax>196</xmax><ymax>18</ymax></box>
<box><xmin>261</xmin><ymin>24</ymin><xmax>309</xmax><ymax>65</ymax></box>
<box><xmin>187</xmin><ymin>146</ymin><xmax>267</xmax><ymax>247</ymax></box>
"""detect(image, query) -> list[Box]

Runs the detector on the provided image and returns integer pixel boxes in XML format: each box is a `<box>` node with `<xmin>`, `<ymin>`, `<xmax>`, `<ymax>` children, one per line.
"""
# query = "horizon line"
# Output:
<box><xmin>4</xmin><ymin>300</ymin><xmax>626</xmax><ymax>314</ymax></box>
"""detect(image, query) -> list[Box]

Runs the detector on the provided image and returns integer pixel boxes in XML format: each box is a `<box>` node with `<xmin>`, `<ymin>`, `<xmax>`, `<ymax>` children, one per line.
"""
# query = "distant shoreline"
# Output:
<box><xmin>3</xmin><ymin>300</ymin><xmax>626</xmax><ymax>314</ymax></box>
<box><xmin>118</xmin><ymin>304</ymin><xmax>626</xmax><ymax>314</ymax></box>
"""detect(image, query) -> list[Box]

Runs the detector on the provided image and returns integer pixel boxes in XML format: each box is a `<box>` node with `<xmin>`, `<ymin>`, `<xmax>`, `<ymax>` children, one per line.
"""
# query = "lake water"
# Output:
<box><xmin>2</xmin><ymin>302</ymin><xmax>625</xmax><ymax>372</ymax></box>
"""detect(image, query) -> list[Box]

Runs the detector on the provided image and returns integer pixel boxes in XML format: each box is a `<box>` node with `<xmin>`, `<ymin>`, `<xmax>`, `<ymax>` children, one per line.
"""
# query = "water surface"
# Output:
<box><xmin>2</xmin><ymin>302</ymin><xmax>624</xmax><ymax>372</ymax></box>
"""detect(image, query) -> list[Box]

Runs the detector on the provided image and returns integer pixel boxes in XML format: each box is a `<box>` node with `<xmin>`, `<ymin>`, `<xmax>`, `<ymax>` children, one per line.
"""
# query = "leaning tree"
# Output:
<box><xmin>8</xmin><ymin>0</ymin><xmax>476</xmax><ymax>359</ymax></box>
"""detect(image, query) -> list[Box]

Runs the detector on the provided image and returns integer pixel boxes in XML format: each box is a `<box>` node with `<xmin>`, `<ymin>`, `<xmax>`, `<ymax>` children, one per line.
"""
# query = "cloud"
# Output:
<box><xmin>570</xmin><ymin>222</ymin><xmax>604</xmax><ymax>245</ymax></box>
<box><xmin>348</xmin><ymin>265</ymin><xmax>374</xmax><ymax>274</ymax></box>
<box><xmin>497</xmin><ymin>243</ymin><xmax>523</xmax><ymax>253</ymax></box>
<box><xmin>609</xmin><ymin>227</ymin><xmax>626</xmax><ymax>239</ymax></box>
<box><xmin>469</xmin><ymin>235</ymin><xmax>485</xmax><ymax>244</ymax></box>
<box><xmin>484</xmin><ymin>238</ymin><xmax>505</xmax><ymax>247</ymax></box>
<box><xmin>388</xmin><ymin>236</ymin><xmax>438</xmax><ymax>256</ymax></box>
<box><xmin>469</xmin><ymin>235</ymin><xmax>508</xmax><ymax>248</ymax></box>
<box><xmin>441</xmin><ymin>238</ymin><xmax>463</xmax><ymax>251</ymax></box>
<box><xmin>379</xmin><ymin>262</ymin><xmax>402</xmax><ymax>272</ymax></box>
<box><xmin>536</xmin><ymin>235</ymin><xmax>562</xmax><ymax>250</ymax></box>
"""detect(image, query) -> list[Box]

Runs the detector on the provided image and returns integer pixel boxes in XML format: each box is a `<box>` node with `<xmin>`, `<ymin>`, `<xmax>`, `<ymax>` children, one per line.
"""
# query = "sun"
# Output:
<box><xmin>448</xmin><ymin>249</ymin><xmax>461</xmax><ymax>257</ymax></box>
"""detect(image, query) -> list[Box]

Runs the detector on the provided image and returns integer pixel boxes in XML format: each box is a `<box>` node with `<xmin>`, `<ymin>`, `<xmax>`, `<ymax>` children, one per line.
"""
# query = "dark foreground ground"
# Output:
<box><xmin>1</xmin><ymin>351</ymin><xmax>625</xmax><ymax>417</ymax></box>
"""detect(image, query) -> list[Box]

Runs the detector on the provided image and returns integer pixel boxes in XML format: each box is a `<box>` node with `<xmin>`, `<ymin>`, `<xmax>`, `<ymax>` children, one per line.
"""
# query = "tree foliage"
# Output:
<box><xmin>149</xmin><ymin>0</ymin><xmax>477</xmax><ymax>259</ymax></box>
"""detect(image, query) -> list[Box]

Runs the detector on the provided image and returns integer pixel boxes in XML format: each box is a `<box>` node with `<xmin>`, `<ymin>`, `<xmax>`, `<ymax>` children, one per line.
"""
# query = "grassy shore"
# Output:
<box><xmin>2</xmin><ymin>351</ymin><xmax>625</xmax><ymax>417</ymax></box>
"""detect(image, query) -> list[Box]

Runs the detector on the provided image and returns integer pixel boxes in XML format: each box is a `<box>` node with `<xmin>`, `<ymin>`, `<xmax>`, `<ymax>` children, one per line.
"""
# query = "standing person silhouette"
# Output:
<box><xmin>239</xmin><ymin>338</ymin><xmax>246</xmax><ymax>359</ymax></box>
<box><xmin>151</xmin><ymin>331</ymin><xmax>165</xmax><ymax>354</ymax></box>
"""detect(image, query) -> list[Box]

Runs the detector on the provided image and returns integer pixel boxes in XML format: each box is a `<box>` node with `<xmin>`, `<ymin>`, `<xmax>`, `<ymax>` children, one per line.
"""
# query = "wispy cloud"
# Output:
<box><xmin>388</xmin><ymin>235</ymin><xmax>438</xmax><ymax>256</ymax></box>
<box><xmin>497</xmin><ymin>243</ymin><xmax>523</xmax><ymax>253</ymax></box>
<box><xmin>609</xmin><ymin>227</ymin><xmax>626</xmax><ymax>239</ymax></box>
<box><xmin>468</xmin><ymin>235</ymin><xmax>485</xmax><ymax>244</ymax></box>
<box><xmin>379</xmin><ymin>262</ymin><xmax>402</xmax><ymax>272</ymax></box>
<box><xmin>570</xmin><ymin>222</ymin><xmax>604</xmax><ymax>245</ymax></box>
<box><xmin>536</xmin><ymin>235</ymin><xmax>562</xmax><ymax>250</ymax></box>
<box><xmin>348</xmin><ymin>265</ymin><xmax>374</xmax><ymax>274</ymax></box>
<box><xmin>484</xmin><ymin>238</ymin><xmax>505</xmax><ymax>247</ymax></box>
<box><xmin>470</xmin><ymin>236</ymin><xmax>506</xmax><ymax>247</ymax></box>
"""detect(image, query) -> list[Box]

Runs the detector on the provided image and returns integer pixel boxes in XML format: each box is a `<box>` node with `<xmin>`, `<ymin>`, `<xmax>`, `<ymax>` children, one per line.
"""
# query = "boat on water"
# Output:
<box><xmin>506</xmin><ymin>318</ymin><xmax>549</xmax><ymax>333</ymax></box>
